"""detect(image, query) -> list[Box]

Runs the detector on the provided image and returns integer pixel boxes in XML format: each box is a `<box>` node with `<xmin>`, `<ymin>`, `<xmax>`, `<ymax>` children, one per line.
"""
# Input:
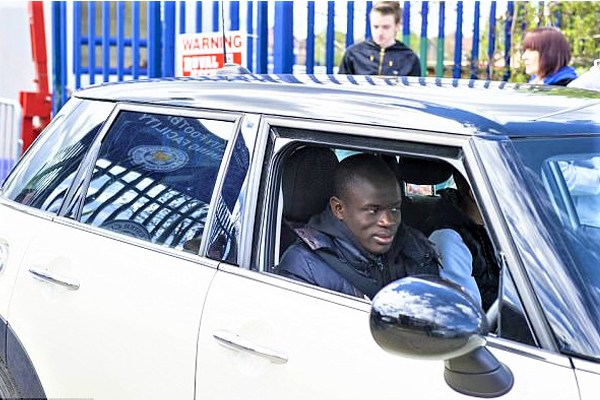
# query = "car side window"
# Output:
<box><xmin>78</xmin><ymin>109</ymin><xmax>235</xmax><ymax>252</ymax></box>
<box><xmin>1</xmin><ymin>99</ymin><xmax>114</xmax><ymax>214</ymax></box>
<box><xmin>545</xmin><ymin>154</ymin><xmax>600</xmax><ymax>229</ymax></box>
<box><xmin>270</xmin><ymin>139</ymin><xmax>503</xmax><ymax>309</ymax></box>
<box><xmin>206</xmin><ymin>115</ymin><xmax>259</xmax><ymax>264</ymax></box>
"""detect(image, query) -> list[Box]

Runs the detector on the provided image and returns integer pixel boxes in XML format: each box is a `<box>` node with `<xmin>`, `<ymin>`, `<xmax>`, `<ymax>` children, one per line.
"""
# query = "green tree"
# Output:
<box><xmin>510</xmin><ymin>1</ymin><xmax>600</xmax><ymax>83</ymax></box>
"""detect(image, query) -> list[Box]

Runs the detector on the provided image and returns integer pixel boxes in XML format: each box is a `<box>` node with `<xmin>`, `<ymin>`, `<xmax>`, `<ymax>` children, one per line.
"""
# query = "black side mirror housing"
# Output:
<box><xmin>370</xmin><ymin>275</ymin><xmax>513</xmax><ymax>398</ymax></box>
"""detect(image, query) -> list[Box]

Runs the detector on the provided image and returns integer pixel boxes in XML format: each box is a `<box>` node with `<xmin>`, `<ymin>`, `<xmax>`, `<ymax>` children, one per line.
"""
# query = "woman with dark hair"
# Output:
<box><xmin>522</xmin><ymin>27</ymin><xmax>577</xmax><ymax>86</ymax></box>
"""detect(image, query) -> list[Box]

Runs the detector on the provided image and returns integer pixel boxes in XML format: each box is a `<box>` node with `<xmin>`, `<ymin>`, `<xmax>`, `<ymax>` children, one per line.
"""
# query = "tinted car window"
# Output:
<box><xmin>79</xmin><ymin>110</ymin><xmax>235</xmax><ymax>252</ymax></box>
<box><xmin>1</xmin><ymin>99</ymin><xmax>114</xmax><ymax>214</ymax></box>
<box><xmin>477</xmin><ymin>136</ymin><xmax>600</xmax><ymax>358</ymax></box>
<box><xmin>207</xmin><ymin>115</ymin><xmax>258</xmax><ymax>264</ymax></box>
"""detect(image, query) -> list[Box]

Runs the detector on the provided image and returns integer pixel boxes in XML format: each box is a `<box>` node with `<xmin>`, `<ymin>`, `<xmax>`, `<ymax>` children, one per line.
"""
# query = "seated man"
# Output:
<box><xmin>276</xmin><ymin>153</ymin><xmax>440</xmax><ymax>300</ymax></box>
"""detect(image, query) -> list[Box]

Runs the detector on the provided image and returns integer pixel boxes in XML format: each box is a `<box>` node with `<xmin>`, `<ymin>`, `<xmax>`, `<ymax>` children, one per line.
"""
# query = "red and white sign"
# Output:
<box><xmin>176</xmin><ymin>31</ymin><xmax>246</xmax><ymax>76</ymax></box>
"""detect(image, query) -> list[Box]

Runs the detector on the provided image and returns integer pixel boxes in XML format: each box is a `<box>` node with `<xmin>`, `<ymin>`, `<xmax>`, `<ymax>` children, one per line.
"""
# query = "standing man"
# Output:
<box><xmin>338</xmin><ymin>1</ymin><xmax>421</xmax><ymax>76</ymax></box>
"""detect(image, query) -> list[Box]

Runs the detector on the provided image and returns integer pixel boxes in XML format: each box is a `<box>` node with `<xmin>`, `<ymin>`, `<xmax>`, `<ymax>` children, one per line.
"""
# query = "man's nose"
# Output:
<box><xmin>378</xmin><ymin>209</ymin><xmax>398</xmax><ymax>226</ymax></box>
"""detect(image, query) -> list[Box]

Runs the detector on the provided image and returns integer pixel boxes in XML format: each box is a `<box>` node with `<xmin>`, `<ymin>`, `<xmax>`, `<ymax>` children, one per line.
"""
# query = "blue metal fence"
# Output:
<box><xmin>52</xmin><ymin>1</ymin><xmax>522</xmax><ymax>112</ymax></box>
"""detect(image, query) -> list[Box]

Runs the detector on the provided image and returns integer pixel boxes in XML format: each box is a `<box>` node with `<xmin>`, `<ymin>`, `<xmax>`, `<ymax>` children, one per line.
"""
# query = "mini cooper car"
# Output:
<box><xmin>1</xmin><ymin>74</ymin><xmax>600</xmax><ymax>399</ymax></box>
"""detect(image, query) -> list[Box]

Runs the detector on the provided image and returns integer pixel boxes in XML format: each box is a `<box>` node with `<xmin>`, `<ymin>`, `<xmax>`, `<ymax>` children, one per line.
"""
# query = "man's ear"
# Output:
<box><xmin>330</xmin><ymin>196</ymin><xmax>344</xmax><ymax>220</ymax></box>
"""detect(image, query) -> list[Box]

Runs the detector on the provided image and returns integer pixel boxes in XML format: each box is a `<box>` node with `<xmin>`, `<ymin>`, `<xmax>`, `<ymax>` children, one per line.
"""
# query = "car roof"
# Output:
<box><xmin>74</xmin><ymin>74</ymin><xmax>600</xmax><ymax>138</ymax></box>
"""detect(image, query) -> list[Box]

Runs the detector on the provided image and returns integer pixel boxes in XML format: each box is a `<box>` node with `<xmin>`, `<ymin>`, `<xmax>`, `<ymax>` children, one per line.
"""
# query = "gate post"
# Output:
<box><xmin>162</xmin><ymin>1</ymin><xmax>176</xmax><ymax>77</ymax></box>
<box><xmin>274</xmin><ymin>1</ymin><xmax>293</xmax><ymax>73</ymax></box>
<box><xmin>256</xmin><ymin>1</ymin><xmax>268</xmax><ymax>73</ymax></box>
<box><xmin>453</xmin><ymin>1</ymin><xmax>463</xmax><ymax>78</ymax></box>
<box><xmin>20</xmin><ymin>1</ymin><xmax>51</xmax><ymax>152</ymax></box>
<box><xmin>148</xmin><ymin>1</ymin><xmax>162</xmax><ymax>78</ymax></box>
<box><xmin>306</xmin><ymin>2</ymin><xmax>315</xmax><ymax>74</ymax></box>
<box><xmin>326</xmin><ymin>1</ymin><xmax>334</xmax><ymax>74</ymax></box>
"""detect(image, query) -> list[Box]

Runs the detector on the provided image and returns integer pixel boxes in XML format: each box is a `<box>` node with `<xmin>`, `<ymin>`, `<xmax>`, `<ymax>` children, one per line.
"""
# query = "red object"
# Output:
<box><xmin>19</xmin><ymin>1</ymin><xmax>52</xmax><ymax>152</ymax></box>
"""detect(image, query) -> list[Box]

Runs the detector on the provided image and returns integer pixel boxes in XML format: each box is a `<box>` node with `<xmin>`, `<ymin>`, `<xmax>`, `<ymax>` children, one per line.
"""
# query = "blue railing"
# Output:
<box><xmin>52</xmin><ymin>1</ymin><xmax>522</xmax><ymax>112</ymax></box>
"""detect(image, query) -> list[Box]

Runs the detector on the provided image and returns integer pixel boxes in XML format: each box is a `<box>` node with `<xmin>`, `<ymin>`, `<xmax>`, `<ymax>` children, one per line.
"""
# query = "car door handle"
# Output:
<box><xmin>213</xmin><ymin>330</ymin><xmax>288</xmax><ymax>365</ymax></box>
<box><xmin>28</xmin><ymin>266</ymin><xmax>80</xmax><ymax>291</ymax></box>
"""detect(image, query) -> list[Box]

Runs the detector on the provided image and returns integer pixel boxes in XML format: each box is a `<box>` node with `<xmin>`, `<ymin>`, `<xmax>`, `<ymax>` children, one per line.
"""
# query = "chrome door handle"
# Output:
<box><xmin>213</xmin><ymin>330</ymin><xmax>288</xmax><ymax>364</ymax></box>
<box><xmin>28</xmin><ymin>267</ymin><xmax>80</xmax><ymax>291</ymax></box>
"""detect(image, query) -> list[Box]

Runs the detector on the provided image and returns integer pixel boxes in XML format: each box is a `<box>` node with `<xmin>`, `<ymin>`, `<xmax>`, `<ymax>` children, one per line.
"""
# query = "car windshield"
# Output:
<box><xmin>475</xmin><ymin>135</ymin><xmax>600</xmax><ymax>361</ymax></box>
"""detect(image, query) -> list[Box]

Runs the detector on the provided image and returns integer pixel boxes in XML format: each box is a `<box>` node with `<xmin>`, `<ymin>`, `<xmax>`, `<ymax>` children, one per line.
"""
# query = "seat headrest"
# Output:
<box><xmin>282</xmin><ymin>146</ymin><xmax>339</xmax><ymax>222</ymax></box>
<box><xmin>399</xmin><ymin>157</ymin><xmax>453</xmax><ymax>185</ymax></box>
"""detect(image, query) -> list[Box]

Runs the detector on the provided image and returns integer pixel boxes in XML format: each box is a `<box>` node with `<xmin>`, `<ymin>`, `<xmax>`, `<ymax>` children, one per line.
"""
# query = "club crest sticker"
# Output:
<box><xmin>100</xmin><ymin>220</ymin><xmax>151</xmax><ymax>241</ymax></box>
<box><xmin>129</xmin><ymin>145</ymin><xmax>189</xmax><ymax>172</ymax></box>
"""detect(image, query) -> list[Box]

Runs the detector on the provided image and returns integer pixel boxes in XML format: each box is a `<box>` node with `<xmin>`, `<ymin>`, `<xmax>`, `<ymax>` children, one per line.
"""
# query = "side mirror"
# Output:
<box><xmin>370</xmin><ymin>275</ymin><xmax>513</xmax><ymax>398</ymax></box>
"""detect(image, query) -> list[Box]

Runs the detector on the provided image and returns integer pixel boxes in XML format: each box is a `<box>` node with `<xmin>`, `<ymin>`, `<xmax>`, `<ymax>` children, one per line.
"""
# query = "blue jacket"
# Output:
<box><xmin>338</xmin><ymin>39</ymin><xmax>421</xmax><ymax>77</ymax></box>
<box><xmin>276</xmin><ymin>207</ymin><xmax>439</xmax><ymax>298</ymax></box>
<box><xmin>530</xmin><ymin>65</ymin><xmax>577</xmax><ymax>86</ymax></box>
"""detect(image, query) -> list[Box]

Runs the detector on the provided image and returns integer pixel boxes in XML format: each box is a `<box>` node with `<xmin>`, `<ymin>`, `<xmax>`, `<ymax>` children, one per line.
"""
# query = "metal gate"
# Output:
<box><xmin>50</xmin><ymin>1</ymin><xmax>523</xmax><ymax>110</ymax></box>
<box><xmin>0</xmin><ymin>98</ymin><xmax>22</xmax><ymax>183</ymax></box>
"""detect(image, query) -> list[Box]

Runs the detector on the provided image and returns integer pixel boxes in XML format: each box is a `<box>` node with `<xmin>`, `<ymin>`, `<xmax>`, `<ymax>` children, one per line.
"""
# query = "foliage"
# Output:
<box><xmin>509</xmin><ymin>1</ymin><xmax>600</xmax><ymax>83</ymax></box>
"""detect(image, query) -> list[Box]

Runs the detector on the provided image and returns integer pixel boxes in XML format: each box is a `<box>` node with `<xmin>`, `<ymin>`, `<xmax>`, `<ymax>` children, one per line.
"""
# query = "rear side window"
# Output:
<box><xmin>78</xmin><ymin>110</ymin><xmax>235</xmax><ymax>253</ymax></box>
<box><xmin>1</xmin><ymin>99</ymin><xmax>114</xmax><ymax>214</ymax></box>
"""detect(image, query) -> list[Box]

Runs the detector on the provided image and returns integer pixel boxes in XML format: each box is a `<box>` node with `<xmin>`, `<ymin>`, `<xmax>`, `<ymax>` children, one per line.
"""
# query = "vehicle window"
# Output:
<box><xmin>206</xmin><ymin>115</ymin><xmax>258</xmax><ymax>264</ymax></box>
<box><xmin>405</xmin><ymin>175</ymin><xmax>455</xmax><ymax>196</ymax></box>
<box><xmin>1</xmin><ymin>99</ymin><xmax>114</xmax><ymax>214</ymax></box>
<box><xmin>545</xmin><ymin>154</ymin><xmax>600</xmax><ymax>229</ymax></box>
<box><xmin>79</xmin><ymin>110</ymin><xmax>235</xmax><ymax>252</ymax></box>
<box><xmin>496</xmin><ymin>266</ymin><xmax>537</xmax><ymax>346</ymax></box>
<box><xmin>478</xmin><ymin>137</ymin><xmax>600</xmax><ymax>359</ymax></box>
<box><xmin>268</xmin><ymin>137</ymin><xmax>500</xmax><ymax>313</ymax></box>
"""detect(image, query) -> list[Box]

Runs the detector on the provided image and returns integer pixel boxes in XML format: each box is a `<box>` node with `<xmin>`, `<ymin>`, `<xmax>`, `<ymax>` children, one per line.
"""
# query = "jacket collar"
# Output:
<box><xmin>530</xmin><ymin>66</ymin><xmax>577</xmax><ymax>85</ymax></box>
<box><xmin>304</xmin><ymin>207</ymin><xmax>375</xmax><ymax>270</ymax></box>
<box><xmin>364</xmin><ymin>39</ymin><xmax>411</xmax><ymax>52</ymax></box>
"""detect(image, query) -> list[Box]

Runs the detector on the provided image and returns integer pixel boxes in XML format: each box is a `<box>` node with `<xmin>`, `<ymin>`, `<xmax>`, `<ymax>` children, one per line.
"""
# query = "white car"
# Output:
<box><xmin>1</xmin><ymin>74</ymin><xmax>600</xmax><ymax>399</ymax></box>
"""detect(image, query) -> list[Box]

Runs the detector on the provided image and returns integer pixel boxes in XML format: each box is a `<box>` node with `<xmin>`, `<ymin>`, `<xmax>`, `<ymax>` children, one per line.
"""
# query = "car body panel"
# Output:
<box><xmin>6</xmin><ymin>213</ymin><xmax>217</xmax><ymax>398</ymax></box>
<box><xmin>574</xmin><ymin>359</ymin><xmax>600</xmax><ymax>398</ymax></box>
<box><xmin>73</xmin><ymin>76</ymin><xmax>600</xmax><ymax>137</ymax></box>
<box><xmin>0</xmin><ymin>202</ymin><xmax>41</xmax><ymax>319</ymax></box>
<box><xmin>196</xmin><ymin>264</ymin><xmax>579</xmax><ymax>399</ymax></box>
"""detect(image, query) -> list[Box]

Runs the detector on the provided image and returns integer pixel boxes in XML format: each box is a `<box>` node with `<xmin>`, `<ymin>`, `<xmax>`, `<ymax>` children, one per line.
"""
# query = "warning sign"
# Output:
<box><xmin>176</xmin><ymin>31</ymin><xmax>246</xmax><ymax>76</ymax></box>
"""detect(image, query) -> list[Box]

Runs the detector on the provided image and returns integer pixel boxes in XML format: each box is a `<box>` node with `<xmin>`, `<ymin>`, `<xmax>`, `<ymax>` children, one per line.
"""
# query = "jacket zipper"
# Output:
<box><xmin>378</xmin><ymin>48</ymin><xmax>385</xmax><ymax>75</ymax></box>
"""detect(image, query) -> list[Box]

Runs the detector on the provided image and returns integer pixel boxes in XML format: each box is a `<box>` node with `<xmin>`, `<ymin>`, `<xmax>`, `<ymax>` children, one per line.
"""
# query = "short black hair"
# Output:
<box><xmin>332</xmin><ymin>153</ymin><xmax>399</xmax><ymax>200</ymax></box>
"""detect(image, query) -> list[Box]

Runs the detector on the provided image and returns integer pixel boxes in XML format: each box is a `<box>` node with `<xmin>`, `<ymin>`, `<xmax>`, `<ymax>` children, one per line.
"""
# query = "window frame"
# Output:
<box><xmin>59</xmin><ymin>102</ymin><xmax>243</xmax><ymax>258</ymax></box>
<box><xmin>253</xmin><ymin>117</ymin><xmax>469</xmax><ymax>279</ymax></box>
<box><xmin>0</xmin><ymin>99</ymin><xmax>116</xmax><ymax>215</ymax></box>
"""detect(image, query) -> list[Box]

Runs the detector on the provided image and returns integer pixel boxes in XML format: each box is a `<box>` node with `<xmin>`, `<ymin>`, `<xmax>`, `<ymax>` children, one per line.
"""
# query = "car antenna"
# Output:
<box><xmin>216</xmin><ymin>2</ymin><xmax>250</xmax><ymax>75</ymax></box>
<box><xmin>221</xmin><ymin>1</ymin><xmax>228</xmax><ymax>65</ymax></box>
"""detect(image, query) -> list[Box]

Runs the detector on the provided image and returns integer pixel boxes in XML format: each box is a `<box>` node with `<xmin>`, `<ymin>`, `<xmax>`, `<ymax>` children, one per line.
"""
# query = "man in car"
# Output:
<box><xmin>338</xmin><ymin>1</ymin><xmax>421</xmax><ymax>76</ymax></box>
<box><xmin>276</xmin><ymin>153</ymin><xmax>439</xmax><ymax>300</ymax></box>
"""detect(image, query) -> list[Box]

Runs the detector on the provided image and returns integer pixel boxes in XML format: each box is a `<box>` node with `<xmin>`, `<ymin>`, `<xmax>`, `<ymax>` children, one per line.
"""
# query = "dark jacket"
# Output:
<box><xmin>338</xmin><ymin>39</ymin><xmax>421</xmax><ymax>77</ymax></box>
<box><xmin>276</xmin><ymin>207</ymin><xmax>439</xmax><ymax>299</ymax></box>
<box><xmin>422</xmin><ymin>188</ymin><xmax>499</xmax><ymax>310</ymax></box>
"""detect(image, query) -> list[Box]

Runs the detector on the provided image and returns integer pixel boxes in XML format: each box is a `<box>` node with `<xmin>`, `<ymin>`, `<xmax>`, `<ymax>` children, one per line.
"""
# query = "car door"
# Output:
<box><xmin>194</xmin><ymin>120</ymin><xmax>580</xmax><ymax>399</ymax></box>
<box><xmin>5</xmin><ymin>104</ymin><xmax>241</xmax><ymax>399</ymax></box>
<box><xmin>574</xmin><ymin>359</ymin><xmax>600</xmax><ymax>399</ymax></box>
<box><xmin>197</xmin><ymin>267</ymin><xmax>578</xmax><ymax>399</ymax></box>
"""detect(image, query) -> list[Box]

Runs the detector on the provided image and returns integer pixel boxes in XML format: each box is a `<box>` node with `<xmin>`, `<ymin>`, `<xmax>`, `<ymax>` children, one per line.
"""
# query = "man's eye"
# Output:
<box><xmin>390</xmin><ymin>206</ymin><xmax>400</xmax><ymax>213</ymax></box>
<box><xmin>368</xmin><ymin>207</ymin><xmax>379</xmax><ymax>214</ymax></box>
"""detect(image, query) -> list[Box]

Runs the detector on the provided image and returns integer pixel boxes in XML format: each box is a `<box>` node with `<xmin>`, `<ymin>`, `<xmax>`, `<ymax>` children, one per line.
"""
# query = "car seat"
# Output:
<box><xmin>279</xmin><ymin>146</ymin><xmax>339</xmax><ymax>256</ymax></box>
<box><xmin>398</xmin><ymin>157</ymin><xmax>454</xmax><ymax>232</ymax></box>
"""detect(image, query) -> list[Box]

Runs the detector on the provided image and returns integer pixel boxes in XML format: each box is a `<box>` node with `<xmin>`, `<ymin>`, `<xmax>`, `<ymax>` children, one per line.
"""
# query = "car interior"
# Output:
<box><xmin>275</xmin><ymin>143</ymin><xmax>501</xmax><ymax>313</ymax></box>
